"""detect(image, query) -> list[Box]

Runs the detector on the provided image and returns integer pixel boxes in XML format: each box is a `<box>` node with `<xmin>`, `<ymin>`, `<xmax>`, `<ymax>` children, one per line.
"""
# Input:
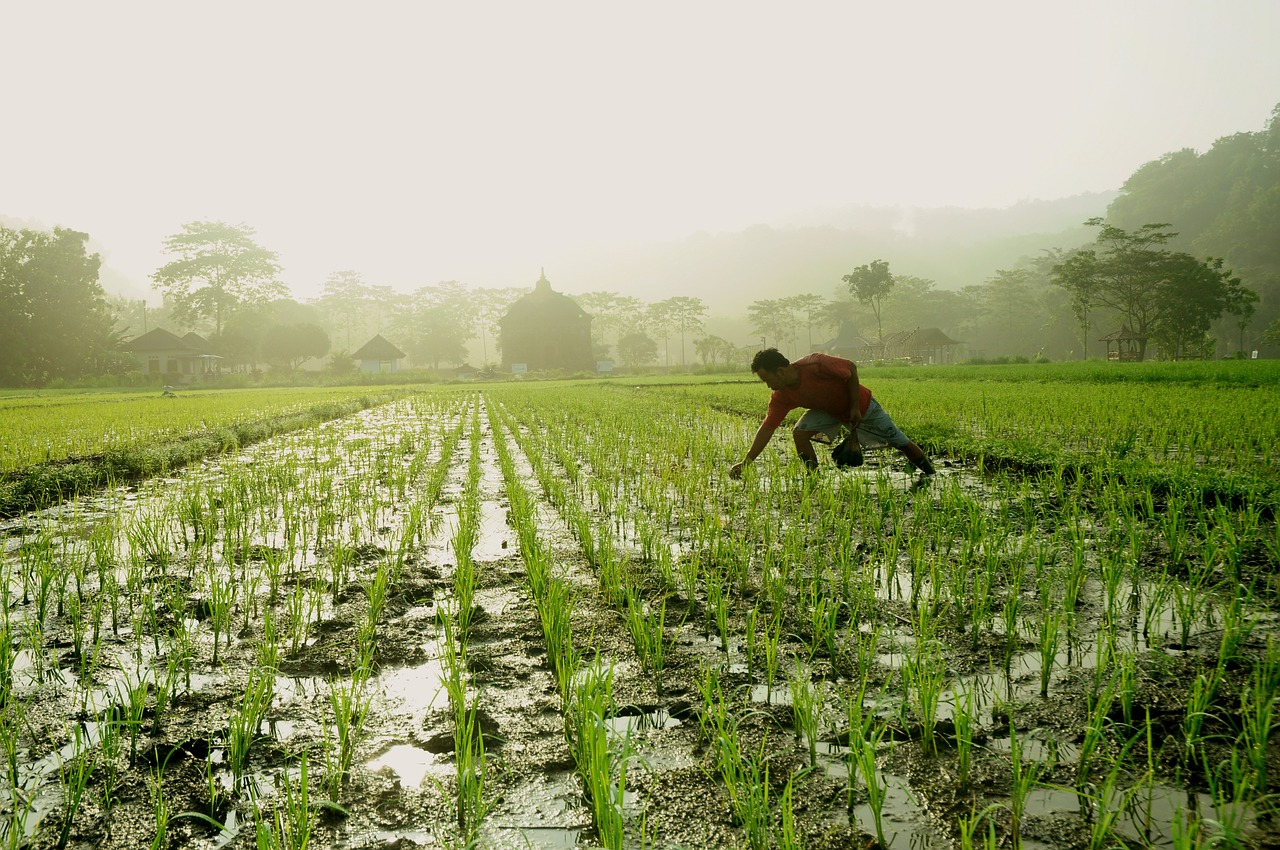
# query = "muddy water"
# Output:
<box><xmin>2</xmin><ymin>395</ymin><xmax>1277</xmax><ymax>850</ymax></box>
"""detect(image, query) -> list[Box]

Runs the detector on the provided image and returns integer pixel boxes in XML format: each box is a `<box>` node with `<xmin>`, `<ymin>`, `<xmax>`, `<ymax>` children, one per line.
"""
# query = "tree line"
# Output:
<box><xmin>3</xmin><ymin>104</ymin><xmax>1278</xmax><ymax>385</ymax></box>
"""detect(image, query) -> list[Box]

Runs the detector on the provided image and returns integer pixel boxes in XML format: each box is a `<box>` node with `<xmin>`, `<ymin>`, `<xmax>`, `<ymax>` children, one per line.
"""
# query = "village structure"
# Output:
<box><xmin>822</xmin><ymin>322</ymin><xmax>963</xmax><ymax>365</ymax></box>
<box><xmin>498</xmin><ymin>270</ymin><xmax>595</xmax><ymax>373</ymax></box>
<box><xmin>119</xmin><ymin>328</ymin><xmax>220</xmax><ymax>383</ymax></box>
<box><xmin>352</xmin><ymin>334</ymin><xmax>407</xmax><ymax>374</ymax></box>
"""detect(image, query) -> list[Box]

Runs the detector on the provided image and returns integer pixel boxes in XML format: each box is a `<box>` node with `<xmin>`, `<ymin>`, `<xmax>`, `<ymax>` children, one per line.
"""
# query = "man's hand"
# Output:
<box><xmin>848</xmin><ymin>409</ymin><xmax>863</xmax><ymax>431</ymax></box>
<box><xmin>729</xmin><ymin>461</ymin><xmax>746</xmax><ymax>480</ymax></box>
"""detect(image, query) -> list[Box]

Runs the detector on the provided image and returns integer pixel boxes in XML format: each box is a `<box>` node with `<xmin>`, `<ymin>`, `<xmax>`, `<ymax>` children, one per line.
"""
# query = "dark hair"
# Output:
<box><xmin>751</xmin><ymin>348</ymin><xmax>789</xmax><ymax>372</ymax></box>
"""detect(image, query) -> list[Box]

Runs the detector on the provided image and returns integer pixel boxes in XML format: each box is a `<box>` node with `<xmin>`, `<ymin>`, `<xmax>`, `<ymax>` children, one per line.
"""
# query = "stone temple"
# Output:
<box><xmin>499</xmin><ymin>270</ymin><xmax>594</xmax><ymax>372</ymax></box>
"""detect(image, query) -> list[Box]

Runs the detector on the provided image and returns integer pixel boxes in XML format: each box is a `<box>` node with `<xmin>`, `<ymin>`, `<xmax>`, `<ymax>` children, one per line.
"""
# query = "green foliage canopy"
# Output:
<box><xmin>151</xmin><ymin>221</ymin><xmax>284</xmax><ymax>336</ymax></box>
<box><xmin>0</xmin><ymin>226</ymin><xmax>122</xmax><ymax>386</ymax></box>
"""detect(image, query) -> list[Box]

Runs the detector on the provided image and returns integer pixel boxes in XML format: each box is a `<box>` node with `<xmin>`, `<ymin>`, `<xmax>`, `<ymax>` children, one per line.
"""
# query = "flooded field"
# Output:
<box><xmin>0</xmin><ymin>382</ymin><xmax>1277</xmax><ymax>849</ymax></box>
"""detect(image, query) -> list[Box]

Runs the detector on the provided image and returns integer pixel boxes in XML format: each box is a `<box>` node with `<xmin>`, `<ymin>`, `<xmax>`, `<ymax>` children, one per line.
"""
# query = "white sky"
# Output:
<box><xmin>3</xmin><ymin>0</ymin><xmax>1278</xmax><ymax>301</ymax></box>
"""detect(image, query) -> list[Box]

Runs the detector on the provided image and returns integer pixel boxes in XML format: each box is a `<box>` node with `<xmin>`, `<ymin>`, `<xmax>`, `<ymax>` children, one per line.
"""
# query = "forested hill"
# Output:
<box><xmin>553</xmin><ymin>192</ymin><xmax>1115</xmax><ymax>312</ymax></box>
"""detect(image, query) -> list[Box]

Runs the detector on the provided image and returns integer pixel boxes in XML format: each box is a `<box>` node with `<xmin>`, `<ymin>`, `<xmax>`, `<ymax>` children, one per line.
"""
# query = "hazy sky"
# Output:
<box><xmin>3</xmin><ymin>1</ymin><xmax>1277</xmax><ymax>301</ymax></box>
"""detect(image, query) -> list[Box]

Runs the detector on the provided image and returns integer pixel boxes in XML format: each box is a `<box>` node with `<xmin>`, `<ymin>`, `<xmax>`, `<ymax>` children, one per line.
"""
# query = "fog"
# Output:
<box><xmin>3</xmin><ymin>1</ymin><xmax>1278</xmax><ymax>307</ymax></box>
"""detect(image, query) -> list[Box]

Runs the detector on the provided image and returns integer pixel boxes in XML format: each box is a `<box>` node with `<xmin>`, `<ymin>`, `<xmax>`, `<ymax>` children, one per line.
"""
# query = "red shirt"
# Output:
<box><xmin>761</xmin><ymin>353</ymin><xmax>872</xmax><ymax>429</ymax></box>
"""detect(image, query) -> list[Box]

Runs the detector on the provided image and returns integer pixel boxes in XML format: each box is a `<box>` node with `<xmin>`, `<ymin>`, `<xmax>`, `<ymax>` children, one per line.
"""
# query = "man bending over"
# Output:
<box><xmin>729</xmin><ymin>348</ymin><xmax>936</xmax><ymax>479</ymax></box>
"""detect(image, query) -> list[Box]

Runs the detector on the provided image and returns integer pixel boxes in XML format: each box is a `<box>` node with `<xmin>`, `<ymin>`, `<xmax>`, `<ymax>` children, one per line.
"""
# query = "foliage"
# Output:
<box><xmin>151</xmin><ymin>221</ymin><xmax>284</xmax><ymax>336</ymax></box>
<box><xmin>1051</xmin><ymin>219</ymin><xmax>1255</xmax><ymax>360</ymax></box>
<box><xmin>842</xmin><ymin>259</ymin><xmax>895</xmax><ymax>342</ymax></box>
<box><xmin>389</xmin><ymin>282</ymin><xmax>473</xmax><ymax>369</ymax></box>
<box><xmin>616</xmin><ymin>332</ymin><xmax>658</xmax><ymax>367</ymax></box>
<box><xmin>261</xmin><ymin>323</ymin><xmax>331</xmax><ymax>370</ymax></box>
<box><xmin>0</xmin><ymin>226</ymin><xmax>124</xmax><ymax>386</ymax></box>
<box><xmin>1107</xmin><ymin>102</ymin><xmax>1280</xmax><ymax>353</ymax></box>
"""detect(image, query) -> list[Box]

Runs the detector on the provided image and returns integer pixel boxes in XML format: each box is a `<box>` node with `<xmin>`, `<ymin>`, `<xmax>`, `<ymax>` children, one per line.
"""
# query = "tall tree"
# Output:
<box><xmin>783</xmin><ymin>293</ymin><xmax>830</xmax><ymax>351</ymax></box>
<box><xmin>1052</xmin><ymin>219</ymin><xmax>1255</xmax><ymax>360</ymax></box>
<box><xmin>316</xmin><ymin>270</ymin><xmax>373</xmax><ymax>351</ymax></box>
<box><xmin>842</xmin><ymin>259</ymin><xmax>895</xmax><ymax>343</ymax></box>
<box><xmin>151</xmin><ymin>221</ymin><xmax>284</xmax><ymax>336</ymax></box>
<box><xmin>392</xmin><ymin>281</ymin><xmax>473</xmax><ymax>369</ymax></box>
<box><xmin>0</xmin><ymin>227</ymin><xmax>121</xmax><ymax>385</ymax></box>
<box><xmin>654</xmin><ymin>296</ymin><xmax>708</xmax><ymax>366</ymax></box>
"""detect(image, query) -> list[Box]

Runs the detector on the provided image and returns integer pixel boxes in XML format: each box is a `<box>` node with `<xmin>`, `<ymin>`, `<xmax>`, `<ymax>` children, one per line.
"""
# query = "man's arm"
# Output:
<box><xmin>729</xmin><ymin>423</ymin><xmax>778</xmax><ymax>479</ymax></box>
<box><xmin>846</xmin><ymin>362</ymin><xmax>864</xmax><ymax>430</ymax></box>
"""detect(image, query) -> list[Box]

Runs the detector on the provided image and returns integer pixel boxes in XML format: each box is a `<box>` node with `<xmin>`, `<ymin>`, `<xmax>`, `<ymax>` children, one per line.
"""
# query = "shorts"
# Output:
<box><xmin>795</xmin><ymin>399</ymin><xmax>911</xmax><ymax>450</ymax></box>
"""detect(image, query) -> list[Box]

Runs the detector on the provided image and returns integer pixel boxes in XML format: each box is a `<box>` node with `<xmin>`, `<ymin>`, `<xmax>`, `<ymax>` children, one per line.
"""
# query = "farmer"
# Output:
<box><xmin>728</xmin><ymin>348</ymin><xmax>937</xmax><ymax>478</ymax></box>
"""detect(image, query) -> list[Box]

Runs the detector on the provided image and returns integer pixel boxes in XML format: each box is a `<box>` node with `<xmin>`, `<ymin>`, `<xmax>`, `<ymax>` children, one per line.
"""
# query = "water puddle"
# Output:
<box><xmin>365</xmin><ymin>743</ymin><xmax>446</xmax><ymax>788</ymax></box>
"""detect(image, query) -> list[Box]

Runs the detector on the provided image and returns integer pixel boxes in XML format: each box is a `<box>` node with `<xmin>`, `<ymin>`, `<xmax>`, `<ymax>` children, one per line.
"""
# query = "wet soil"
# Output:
<box><xmin>0</xmin><ymin>394</ymin><xmax>1277</xmax><ymax>850</ymax></box>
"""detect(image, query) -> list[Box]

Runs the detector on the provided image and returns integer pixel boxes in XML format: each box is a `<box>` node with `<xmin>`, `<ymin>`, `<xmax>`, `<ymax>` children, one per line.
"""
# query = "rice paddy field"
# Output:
<box><xmin>0</xmin><ymin>363</ymin><xmax>1277</xmax><ymax>850</ymax></box>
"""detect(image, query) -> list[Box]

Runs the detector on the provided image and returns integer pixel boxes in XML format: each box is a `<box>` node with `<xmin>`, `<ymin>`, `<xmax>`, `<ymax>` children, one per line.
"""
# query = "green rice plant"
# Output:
<box><xmin>1083</xmin><ymin>751</ymin><xmax>1146</xmax><ymax>850</ymax></box>
<box><xmin>565</xmin><ymin>660</ymin><xmax>628</xmax><ymax>849</ymax></box>
<box><xmin>323</xmin><ymin>675</ymin><xmax>371</xmax><ymax>799</ymax></box>
<box><xmin>1216</xmin><ymin>588</ymin><xmax>1253</xmax><ymax>668</ymax></box>
<box><xmin>54</xmin><ymin>725</ymin><xmax>96</xmax><ymax>850</ymax></box>
<box><xmin>625</xmin><ymin>593</ymin><xmax>668</xmax><ymax>692</ymax></box>
<box><xmin>149</xmin><ymin>765</ymin><xmax>170</xmax><ymax>850</ymax></box>
<box><xmin>1170</xmin><ymin>566</ymin><xmax>1210</xmax><ymax>650</ymax></box>
<box><xmin>788</xmin><ymin>664</ymin><xmax>822</xmax><ymax>769</ymax></box>
<box><xmin>776</xmin><ymin>772</ymin><xmax>806</xmax><ymax>850</ymax></box>
<box><xmin>207</xmin><ymin>567</ymin><xmax>235</xmax><ymax>667</ymax></box>
<box><xmin>904</xmin><ymin>640</ymin><xmax>947</xmax><ymax>756</ymax></box>
<box><xmin>1037</xmin><ymin>607</ymin><xmax>1063</xmax><ymax>698</ymax></box>
<box><xmin>744</xmin><ymin>606</ymin><xmax>759</xmax><ymax>677</ymax></box>
<box><xmin>1117</xmin><ymin>650</ymin><xmax>1138</xmax><ymax>727</ymax></box>
<box><xmin>1202</xmin><ymin>748</ymin><xmax>1253</xmax><ymax>846</ymax></box>
<box><xmin>1170</xmin><ymin>809</ymin><xmax>1208</xmax><ymax>850</ymax></box>
<box><xmin>118</xmin><ymin>669</ymin><xmax>150</xmax><ymax>767</ymax></box>
<box><xmin>851</xmin><ymin>722</ymin><xmax>889</xmax><ymax>847</ymax></box>
<box><xmin>952</xmin><ymin>683</ymin><xmax>976</xmax><ymax>789</ymax></box>
<box><xmin>227</xmin><ymin>668</ymin><xmax>274</xmax><ymax>789</ymax></box>
<box><xmin>1238</xmin><ymin>677</ymin><xmax>1275</xmax><ymax>799</ymax></box>
<box><xmin>263</xmin><ymin>754</ymin><xmax>319</xmax><ymax>850</ymax></box>
<box><xmin>537</xmin><ymin>578</ymin><xmax>580</xmax><ymax>701</ymax></box>
<box><xmin>705</xmin><ymin>567</ymin><xmax>730</xmax><ymax>652</ymax></box>
<box><xmin>1076</xmin><ymin>678</ymin><xmax>1116</xmax><ymax>798</ymax></box>
<box><xmin>1181</xmin><ymin>667</ymin><xmax>1220</xmax><ymax>777</ymax></box>
<box><xmin>1007</xmin><ymin>725</ymin><xmax>1045</xmax><ymax>850</ymax></box>
<box><xmin>714</xmin><ymin>729</ymin><xmax>771</xmax><ymax>850</ymax></box>
<box><xmin>760</xmin><ymin>608</ymin><xmax>784</xmax><ymax>699</ymax></box>
<box><xmin>97</xmin><ymin>710</ymin><xmax>123</xmax><ymax>816</ymax></box>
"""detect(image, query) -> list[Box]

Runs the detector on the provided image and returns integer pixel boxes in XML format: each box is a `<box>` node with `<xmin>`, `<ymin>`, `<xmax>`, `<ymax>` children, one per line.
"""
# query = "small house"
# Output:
<box><xmin>120</xmin><ymin>328</ymin><xmax>221</xmax><ymax>383</ymax></box>
<box><xmin>352</xmin><ymin>334</ymin><xmax>407</xmax><ymax>374</ymax></box>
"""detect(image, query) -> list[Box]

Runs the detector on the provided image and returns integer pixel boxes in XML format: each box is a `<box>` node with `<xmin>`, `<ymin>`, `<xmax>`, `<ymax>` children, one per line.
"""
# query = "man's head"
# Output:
<box><xmin>751</xmin><ymin>348</ymin><xmax>795</xmax><ymax>390</ymax></box>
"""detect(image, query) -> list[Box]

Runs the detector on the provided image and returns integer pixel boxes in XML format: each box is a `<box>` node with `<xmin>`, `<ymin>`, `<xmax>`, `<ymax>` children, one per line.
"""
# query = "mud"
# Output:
<box><xmin>0</xmin><ymin>394</ymin><xmax>1276</xmax><ymax>850</ymax></box>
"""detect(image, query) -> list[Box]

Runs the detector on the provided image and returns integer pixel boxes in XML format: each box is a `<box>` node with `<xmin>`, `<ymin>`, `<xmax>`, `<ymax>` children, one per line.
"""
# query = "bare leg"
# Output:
<box><xmin>899</xmin><ymin>441</ymin><xmax>936</xmax><ymax>475</ymax></box>
<box><xmin>792</xmin><ymin>428</ymin><xmax>821</xmax><ymax>469</ymax></box>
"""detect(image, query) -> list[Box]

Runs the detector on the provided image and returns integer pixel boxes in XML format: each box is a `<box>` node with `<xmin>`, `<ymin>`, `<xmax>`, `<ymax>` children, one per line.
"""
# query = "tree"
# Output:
<box><xmin>747</xmin><ymin>298</ymin><xmax>800</xmax><ymax>351</ymax></box>
<box><xmin>0</xmin><ymin>226</ymin><xmax>122</xmax><ymax>385</ymax></box>
<box><xmin>391</xmin><ymin>282</ymin><xmax>472</xmax><ymax>369</ymax></box>
<box><xmin>151</xmin><ymin>221</ymin><xmax>284</xmax><ymax>336</ymax></box>
<box><xmin>842</xmin><ymin>259</ymin><xmax>895</xmax><ymax>343</ymax></box>
<box><xmin>783</xmin><ymin>294</ymin><xmax>830</xmax><ymax>350</ymax></box>
<box><xmin>1052</xmin><ymin>219</ymin><xmax>1256</xmax><ymax>360</ymax></box>
<box><xmin>473</xmin><ymin>286</ymin><xmax>525</xmax><ymax>366</ymax></box>
<box><xmin>694</xmin><ymin>334</ymin><xmax>735</xmax><ymax>365</ymax></box>
<box><xmin>616</xmin><ymin>332</ymin><xmax>658</xmax><ymax>367</ymax></box>
<box><xmin>653</xmin><ymin>296</ymin><xmax>708</xmax><ymax>366</ymax></box>
<box><xmin>316</xmin><ymin>270</ymin><xmax>373</xmax><ymax>351</ymax></box>
<box><xmin>261</xmin><ymin>323</ymin><xmax>331</xmax><ymax>371</ymax></box>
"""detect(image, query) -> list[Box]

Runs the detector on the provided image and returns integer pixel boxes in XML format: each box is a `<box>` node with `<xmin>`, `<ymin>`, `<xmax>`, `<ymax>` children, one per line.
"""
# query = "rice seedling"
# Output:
<box><xmin>1181</xmin><ymin>667</ymin><xmax>1219</xmax><ymax>777</ymax></box>
<box><xmin>149</xmin><ymin>764</ymin><xmax>170</xmax><ymax>850</ymax></box>
<box><xmin>1037</xmin><ymin>606</ymin><xmax>1063</xmax><ymax>699</ymax></box>
<box><xmin>625</xmin><ymin>593</ymin><xmax>669</xmax><ymax>692</ymax></box>
<box><xmin>952</xmin><ymin>683</ymin><xmax>976</xmax><ymax>789</ymax></box>
<box><xmin>714</xmin><ymin>729</ymin><xmax>771</xmax><ymax>850</ymax></box>
<box><xmin>788</xmin><ymin>663</ymin><xmax>823</xmax><ymax>768</ymax></box>
<box><xmin>904</xmin><ymin>640</ymin><xmax>948</xmax><ymax>756</ymax></box>
<box><xmin>851</xmin><ymin>722</ymin><xmax>889</xmax><ymax>847</ymax></box>
<box><xmin>1007</xmin><ymin>725</ymin><xmax>1045</xmax><ymax>850</ymax></box>
<box><xmin>53</xmin><ymin>725</ymin><xmax>96</xmax><ymax>850</ymax></box>
<box><xmin>777</xmin><ymin>772</ymin><xmax>806</xmax><ymax>850</ymax></box>
<box><xmin>323</xmin><ymin>674</ymin><xmax>371</xmax><ymax>799</ymax></box>
<box><xmin>565</xmin><ymin>660</ymin><xmax>629</xmax><ymax>849</ymax></box>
